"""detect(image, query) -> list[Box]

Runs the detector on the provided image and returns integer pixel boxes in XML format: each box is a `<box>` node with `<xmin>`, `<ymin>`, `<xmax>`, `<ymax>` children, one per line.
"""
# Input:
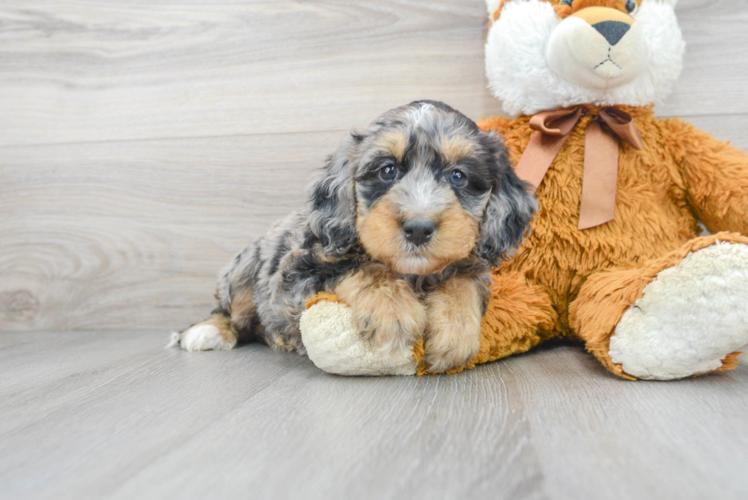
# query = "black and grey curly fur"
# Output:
<box><xmin>185</xmin><ymin>101</ymin><xmax>536</xmax><ymax>354</ymax></box>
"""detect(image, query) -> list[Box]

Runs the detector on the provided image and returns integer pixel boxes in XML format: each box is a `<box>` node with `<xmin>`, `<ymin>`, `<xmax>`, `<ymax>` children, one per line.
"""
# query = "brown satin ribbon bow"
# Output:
<box><xmin>514</xmin><ymin>106</ymin><xmax>643</xmax><ymax>230</ymax></box>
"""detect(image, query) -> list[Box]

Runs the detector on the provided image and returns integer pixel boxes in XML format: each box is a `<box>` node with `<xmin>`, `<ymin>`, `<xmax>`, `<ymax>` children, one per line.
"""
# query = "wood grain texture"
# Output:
<box><xmin>659</xmin><ymin>0</ymin><xmax>748</xmax><ymax>117</ymax></box>
<box><xmin>0</xmin><ymin>0</ymin><xmax>502</xmax><ymax>147</ymax></box>
<box><xmin>0</xmin><ymin>132</ymin><xmax>338</xmax><ymax>330</ymax></box>
<box><xmin>2</xmin><ymin>0</ymin><xmax>748</xmax><ymax>332</ymax></box>
<box><xmin>1</xmin><ymin>331</ymin><xmax>746</xmax><ymax>500</ymax></box>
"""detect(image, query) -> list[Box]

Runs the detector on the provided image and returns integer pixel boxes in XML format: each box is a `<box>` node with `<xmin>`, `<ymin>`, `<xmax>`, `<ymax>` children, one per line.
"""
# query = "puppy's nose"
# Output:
<box><xmin>593</xmin><ymin>21</ymin><xmax>630</xmax><ymax>46</ymax></box>
<box><xmin>402</xmin><ymin>220</ymin><xmax>436</xmax><ymax>246</ymax></box>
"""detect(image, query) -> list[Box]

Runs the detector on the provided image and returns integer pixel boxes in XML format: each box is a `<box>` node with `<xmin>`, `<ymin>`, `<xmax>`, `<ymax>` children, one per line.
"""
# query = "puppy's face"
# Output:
<box><xmin>306</xmin><ymin>101</ymin><xmax>536</xmax><ymax>276</ymax></box>
<box><xmin>354</xmin><ymin>107</ymin><xmax>495</xmax><ymax>275</ymax></box>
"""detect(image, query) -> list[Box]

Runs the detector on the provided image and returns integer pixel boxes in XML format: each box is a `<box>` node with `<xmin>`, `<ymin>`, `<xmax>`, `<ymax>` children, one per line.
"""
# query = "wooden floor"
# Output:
<box><xmin>3</xmin><ymin>1</ymin><xmax>748</xmax><ymax>499</ymax></box>
<box><xmin>1</xmin><ymin>331</ymin><xmax>746</xmax><ymax>500</ymax></box>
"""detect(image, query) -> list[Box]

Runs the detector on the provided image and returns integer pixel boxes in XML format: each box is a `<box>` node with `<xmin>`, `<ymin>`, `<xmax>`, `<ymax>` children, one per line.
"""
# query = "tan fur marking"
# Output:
<box><xmin>423</xmin><ymin>276</ymin><xmax>483</xmax><ymax>373</ymax></box>
<box><xmin>334</xmin><ymin>263</ymin><xmax>427</xmax><ymax>352</ymax></box>
<box><xmin>428</xmin><ymin>201</ymin><xmax>480</xmax><ymax>270</ymax></box>
<box><xmin>357</xmin><ymin>195</ymin><xmax>404</xmax><ymax>267</ymax></box>
<box><xmin>375</xmin><ymin>130</ymin><xmax>408</xmax><ymax>161</ymax></box>
<box><xmin>439</xmin><ymin>135</ymin><xmax>475</xmax><ymax>165</ymax></box>
<box><xmin>357</xmin><ymin>193</ymin><xmax>479</xmax><ymax>276</ymax></box>
<box><xmin>230</xmin><ymin>290</ymin><xmax>255</xmax><ymax>327</ymax></box>
<box><xmin>200</xmin><ymin>314</ymin><xmax>237</xmax><ymax>344</ymax></box>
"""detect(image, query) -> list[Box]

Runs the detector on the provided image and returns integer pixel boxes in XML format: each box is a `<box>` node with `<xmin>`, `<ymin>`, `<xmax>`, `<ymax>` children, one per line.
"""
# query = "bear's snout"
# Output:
<box><xmin>546</xmin><ymin>6</ymin><xmax>646</xmax><ymax>91</ymax></box>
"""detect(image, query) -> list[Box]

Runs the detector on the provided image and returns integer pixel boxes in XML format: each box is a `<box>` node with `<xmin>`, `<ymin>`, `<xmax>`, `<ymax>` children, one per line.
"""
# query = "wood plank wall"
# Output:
<box><xmin>2</xmin><ymin>0</ymin><xmax>748</xmax><ymax>331</ymax></box>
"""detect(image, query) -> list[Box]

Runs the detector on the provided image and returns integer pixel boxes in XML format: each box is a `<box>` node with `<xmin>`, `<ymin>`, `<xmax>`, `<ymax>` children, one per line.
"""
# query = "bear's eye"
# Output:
<box><xmin>560</xmin><ymin>0</ymin><xmax>572</xmax><ymax>6</ymax></box>
<box><xmin>625</xmin><ymin>0</ymin><xmax>638</xmax><ymax>14</ymax></box>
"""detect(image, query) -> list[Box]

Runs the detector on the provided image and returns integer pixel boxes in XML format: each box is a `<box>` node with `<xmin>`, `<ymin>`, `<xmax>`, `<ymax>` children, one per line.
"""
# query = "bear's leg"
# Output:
<box><xmin>570</xmin><ymin>233</ymin><xmax>748</xmax><ymax>380</ymax></box>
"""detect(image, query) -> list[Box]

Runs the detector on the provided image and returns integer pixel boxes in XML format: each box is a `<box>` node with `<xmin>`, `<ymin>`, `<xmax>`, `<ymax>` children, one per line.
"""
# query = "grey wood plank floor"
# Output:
<box><xmin>1</xmin><ymin>331</ymin><xmax>747</xmax><ymax>500</ymax></box>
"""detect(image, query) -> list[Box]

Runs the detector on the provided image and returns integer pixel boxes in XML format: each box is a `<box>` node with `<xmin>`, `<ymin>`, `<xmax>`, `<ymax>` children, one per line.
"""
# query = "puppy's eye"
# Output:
<box><xmin>560</xmin><ymin>0</ymin><xmax>572</xmax><ymax>6</ymax></box>
<box><xmin>379</xmin><ymin>164</ymin><xmax>399</xmax><ymax>182</ymax></box>
<box><xmin>449</xmin><ymin>169</ymin><xmax>468</xmax><ymax>188</ymax></box>
<box><xmin>625</xmin><ymin>0</ymin><xmax>638</xmax><ymax>14</ymax></box>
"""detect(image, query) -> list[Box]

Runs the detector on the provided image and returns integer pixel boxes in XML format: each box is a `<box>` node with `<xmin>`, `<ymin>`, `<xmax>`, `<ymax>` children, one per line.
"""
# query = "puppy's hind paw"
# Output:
<box><xmin>165</xmin><ymin>331</ymin><xmax>182</xmax><ymax>348</ymax></box>
<box><xmin>170</xmin><ymin>316</ymin><xmax>237</xmax><ymax>352</ymax></box>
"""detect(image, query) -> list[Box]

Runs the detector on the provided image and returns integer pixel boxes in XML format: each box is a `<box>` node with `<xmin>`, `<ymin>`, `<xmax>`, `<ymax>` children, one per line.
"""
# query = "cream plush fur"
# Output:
<box><xmin>486</xmin><ymin>0</ymin><xmax>684</xmax><ymax>116</ymax></box>
<box><xmin>300</xmin><ymin>301</ymin><xmax>418</xmax><ymax>376</ymax></box>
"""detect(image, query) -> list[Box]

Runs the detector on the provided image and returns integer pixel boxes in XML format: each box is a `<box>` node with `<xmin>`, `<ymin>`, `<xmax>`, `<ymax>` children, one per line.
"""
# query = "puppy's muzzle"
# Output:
<box><xmin>402</xmin><ymin>219</ymin><xmax>436</xmax><ymax>247</ymax></box>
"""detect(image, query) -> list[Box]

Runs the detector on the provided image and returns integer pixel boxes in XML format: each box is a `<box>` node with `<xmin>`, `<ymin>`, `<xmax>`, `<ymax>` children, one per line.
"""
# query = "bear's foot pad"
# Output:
<box><xmin>611</xmin><ymin>242</ymin><xmax>748</xmax><ymax>380</ymax></box>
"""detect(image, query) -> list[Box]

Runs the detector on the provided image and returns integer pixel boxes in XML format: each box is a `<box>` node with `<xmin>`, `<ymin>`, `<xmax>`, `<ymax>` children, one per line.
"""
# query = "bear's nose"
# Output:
<box><xmin>592</xmin><ymin>21</ymin><xmax>630</xmax><ymax>46</ymax></box>
<box><xmin>402</xmin><ymin>220</ymin><xmax>436</xmax><ymax>247</ymax></box>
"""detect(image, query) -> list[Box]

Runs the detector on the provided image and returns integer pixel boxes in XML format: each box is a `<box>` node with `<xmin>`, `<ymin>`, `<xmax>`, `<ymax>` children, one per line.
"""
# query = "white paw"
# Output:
<box><xmin>173</xmin><ymin>324</ymin><xmax>236</xmax><ymax>352</ymax></box>
<box><xmin>299</xmin><ymin>301</ymin><xmax>417</xmax><ymax>376</ymax></box>
<box><xmin>611</xmin><ymin>242</ymin><xmax>748</xmax><ymax>380</ymax></box>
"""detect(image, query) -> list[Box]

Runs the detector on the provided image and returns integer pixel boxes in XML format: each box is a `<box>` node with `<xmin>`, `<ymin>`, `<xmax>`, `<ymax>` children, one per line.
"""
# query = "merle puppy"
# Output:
<box><xmin>172</xmin><ymin>101</ymin><xmax>536</xmax><ymax>372</ymax></box>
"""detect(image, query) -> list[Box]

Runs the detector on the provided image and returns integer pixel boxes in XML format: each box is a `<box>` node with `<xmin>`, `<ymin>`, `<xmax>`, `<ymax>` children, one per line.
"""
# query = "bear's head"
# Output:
<box><xmin>485</xmin><ymin>0</ymin><xmax>685</xmax><ymax>116</ymax></box>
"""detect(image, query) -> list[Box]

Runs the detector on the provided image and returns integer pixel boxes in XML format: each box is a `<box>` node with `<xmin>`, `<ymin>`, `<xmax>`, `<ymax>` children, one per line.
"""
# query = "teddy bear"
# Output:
<box><xmin>299</xmin><ymin>0</ymin><xmax>748</xmax><ymax>380</ymax></box>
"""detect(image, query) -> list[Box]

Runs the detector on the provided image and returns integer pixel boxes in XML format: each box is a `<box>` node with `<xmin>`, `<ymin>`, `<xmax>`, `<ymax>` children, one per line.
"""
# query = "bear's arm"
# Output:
<box><xmin>666</xmin><ymin>118</ymin><xmax>748</xmax><ymax>235</ymax></box>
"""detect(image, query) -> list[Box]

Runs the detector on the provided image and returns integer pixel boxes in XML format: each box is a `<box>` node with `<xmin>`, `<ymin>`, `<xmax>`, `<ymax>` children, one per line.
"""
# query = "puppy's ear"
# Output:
<box><xmin>477</xmin><ymin>135</ymin><xmax>537</xmax><ymax>267</ymax></box>
<box><xmin>304</xmin><ymin>133</ymin><xmax>362</xmax><ymax>257</ymax></box>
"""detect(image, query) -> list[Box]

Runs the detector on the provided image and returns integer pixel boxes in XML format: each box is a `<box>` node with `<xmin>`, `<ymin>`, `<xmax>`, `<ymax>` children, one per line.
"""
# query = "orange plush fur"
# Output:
<box><xmin>479</xmin><ymin>106</ymin><xmax>748</xmax><ymax>377</ymax></box>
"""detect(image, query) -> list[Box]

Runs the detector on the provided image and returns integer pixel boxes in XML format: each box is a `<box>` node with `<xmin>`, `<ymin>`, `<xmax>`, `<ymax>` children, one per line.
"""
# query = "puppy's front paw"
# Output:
<box><xmin>424</xmin><ymin>277</ymin><xmax>484</xmax><ymax>373</ymax></box>
<box><xmin>335</xmin><ymin>267</ymin><xmax>426</xmax><ymax>352</ymax></box>
<box><xmin>424</xmin><ymin>321</ymin><xmax>481</xmax><ymax>373</ymax></box>
<box><xmin>170</xmin><ymin>315</ymin><xmax>237</xmax><ymax>352</ymax></box>
<box><xmin>354</xmin><ymin>295</ymin><xmax>427</xmax><ymax>352</ymax></box>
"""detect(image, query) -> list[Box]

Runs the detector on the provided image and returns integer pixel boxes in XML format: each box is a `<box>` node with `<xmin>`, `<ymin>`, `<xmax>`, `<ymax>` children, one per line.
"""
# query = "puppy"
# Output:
<box><xmin>172</xmin><ymin>101</ymin><xmax>536</xmax><ymax>372</ymax></box>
